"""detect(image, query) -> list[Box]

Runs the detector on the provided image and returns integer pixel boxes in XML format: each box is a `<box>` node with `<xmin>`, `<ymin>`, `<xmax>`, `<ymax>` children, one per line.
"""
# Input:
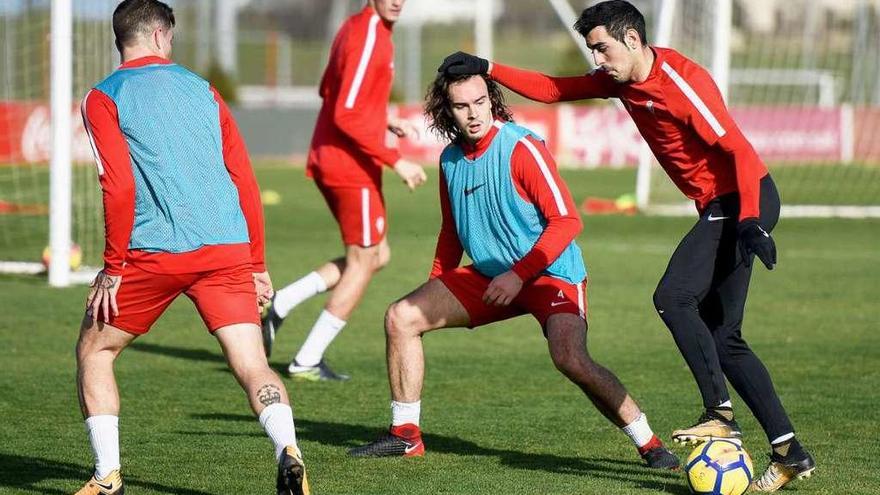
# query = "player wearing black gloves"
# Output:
<box><xmin>437</xmin><ymin>2</ymin><xmax>814</xmax><ymax>491</ymax></box>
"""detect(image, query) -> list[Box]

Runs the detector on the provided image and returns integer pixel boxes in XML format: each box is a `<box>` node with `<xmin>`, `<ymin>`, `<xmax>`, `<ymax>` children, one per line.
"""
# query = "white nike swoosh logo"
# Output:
<box><xmin>404</xmin><ymin>441</ymin><xmax>422</xmax><ymax>454</ymax></box>
<box><xmin>707</xmin><ymin>215</ymin><xmax>729</xmax><ymax>222</ymax></box>
<box><xmin>550</xmin><ymin>301</ymin><xmax>570</xmax><ymax>307</ymax></box>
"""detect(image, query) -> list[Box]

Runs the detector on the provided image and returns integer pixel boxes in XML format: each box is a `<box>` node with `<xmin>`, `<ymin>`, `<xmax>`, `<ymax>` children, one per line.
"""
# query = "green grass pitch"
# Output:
<box><xmin>0</xmin><ymin>166</ymin><xmax>878</xmax><ymax>494</ymax></box>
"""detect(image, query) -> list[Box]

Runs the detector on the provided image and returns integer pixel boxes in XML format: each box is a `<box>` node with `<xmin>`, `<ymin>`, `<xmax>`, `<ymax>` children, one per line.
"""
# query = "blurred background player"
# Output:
<box><xmin>262</xmin><ymin>0</ymin><xmax>427</xmax><ymax>381</ymax></box>
<box><xmin>439</xmin><ymin>0</ymin><xmax>814</xmax><ymax>491</ymax></box>
<box><xmin>76</xmin><ymin>1</ymin><xmax>308</xmax><ymax>493</ymax></box>
<box><xmin>348</xmin><ymin>71</ymin><xmax>679</xmax><ymax>470</ymax></box>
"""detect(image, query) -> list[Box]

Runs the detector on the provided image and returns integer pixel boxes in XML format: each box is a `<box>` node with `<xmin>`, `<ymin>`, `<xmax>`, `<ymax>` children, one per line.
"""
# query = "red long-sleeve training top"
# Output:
<box><xmin>81</xmin><ymin>56</ymin><xmax>265</xmax><ymax>275</ymax></box>
<box><xmin>430</xmin><ymin>122</ymin><xmax>582</xmax><ymax>281</ymax></box>
<box><xmin>307</xmin><ymin>4</ymin><xmax>401</xmax><ymax>190</ymax></box>
<box><xmin>491</xmin><ymin>47</ymin><xmax>768</xmax><ymax>221</ymax></box>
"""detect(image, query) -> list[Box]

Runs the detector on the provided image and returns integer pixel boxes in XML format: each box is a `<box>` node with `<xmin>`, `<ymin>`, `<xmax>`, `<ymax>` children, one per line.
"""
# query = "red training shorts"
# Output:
<box><xmin>317</xmin><ymin>183</ymin><xmax>386</xmax><ymax>247</ymax></box>
<box><xmin>437</xmin><ymin>265</ymin><xmax>587</xmax><ymax>330</ymax></box>
<box><xmin>104</xmin><ymin>262</ymin><xmax>261</xmax><ymax>335</ymax></box>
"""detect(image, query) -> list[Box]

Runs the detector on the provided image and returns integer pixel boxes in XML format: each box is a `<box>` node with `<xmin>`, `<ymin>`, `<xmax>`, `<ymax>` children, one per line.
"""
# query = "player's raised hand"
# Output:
<box><xmin>388</xmin><ymin>116</ymin><xmax>421</xmax><ymax>140</ymax></box>
<box><xmin>483</xmin><ymin>270</ymin><xmax>524</xmax><ymax>306</ymax></box>
<box><xmin>253</xmin><ymin>271</ymin><xmax>274</xmax><ymax>308</ymax></box>
<box><xmin>393</xmin><ymin>159</ymin><xmax>427</xmax><ymax>191</ymax></box>
<box><xmin>737</xmin><ymin>218</ymin><xmax>777</xmax><ymax>270</ymax></box>
<box><xmin>438</xmin><ymin>51</ymin><xmax>489</xmax><ymax>76</ymax></box>
<box><xmin>86</xmin><ymin>271</ymin><xmax>122</xmax><ymax>322</ymax></box>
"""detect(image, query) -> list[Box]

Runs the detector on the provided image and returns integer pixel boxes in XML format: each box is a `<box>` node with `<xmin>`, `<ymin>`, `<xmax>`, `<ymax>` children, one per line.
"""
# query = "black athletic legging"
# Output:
<box><xmin>653</xmin><ymin>174</ymin><xmax>794</xmax><ymax>442</ymax></box>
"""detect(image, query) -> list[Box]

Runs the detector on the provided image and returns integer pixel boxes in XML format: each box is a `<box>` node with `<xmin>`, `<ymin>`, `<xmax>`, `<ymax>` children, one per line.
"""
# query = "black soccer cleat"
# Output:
<box><xmin>641</xmin><ymin>446</ymin><xmax>680</xmax><ymax>470</ymax></box>
<box><xmin>349</xmin><ymin>425</ymin><xmax>424</xmax><ymax>458</ymax></box>
<box><xmin>276</xmin><ymin>445</ymin><xmax>309</xmax><ymax>495</ymax></box>
<box><xmin>286</xmin><ymin>359</ymin><xmax>351</xmax><ymax>382</ymax></box>
<box><xmin>261</xmin><ymin>300</ymin><xmax>284</xmax><ymax>357</ymax></box>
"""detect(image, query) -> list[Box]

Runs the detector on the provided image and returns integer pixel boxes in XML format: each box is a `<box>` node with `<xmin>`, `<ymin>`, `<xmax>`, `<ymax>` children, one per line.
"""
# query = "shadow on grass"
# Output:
<box><xmin>129</xmin><ymin>342</ymin><xmax>227</xmax><ymax>364</ymax></box>
<box><xmin>188</xmin><ymin>414</ymin><xmax>689</xmax><ymax>494</ymax></box>
<box><xmin>127</xmin><ymin>342</ymin><xmax>279</xmax><ymax>375</ymax></box>
<box><xmin>0</xmin><ymin>453</ymin><xmax>219</xmax><ymax>495</ymax></box>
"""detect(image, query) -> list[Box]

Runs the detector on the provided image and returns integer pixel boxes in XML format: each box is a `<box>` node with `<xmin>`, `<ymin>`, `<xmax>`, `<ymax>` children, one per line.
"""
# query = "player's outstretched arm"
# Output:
<box><xmin>438</xmin><ymin>52</ymin><xmax>616</xmax><ymax>104</ymax></box>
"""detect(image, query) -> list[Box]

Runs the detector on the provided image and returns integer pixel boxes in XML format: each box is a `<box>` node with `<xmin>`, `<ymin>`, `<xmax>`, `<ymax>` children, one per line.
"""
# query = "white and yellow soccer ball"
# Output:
<box><xmin>42</xmin><ymin>243</ymin><xmax>82</xmax><ymax>271</ymax></box>
<box><xmin>685</xmin><ymin>438</ymin><xmax>754</xmax><ymax>495</ymax></box>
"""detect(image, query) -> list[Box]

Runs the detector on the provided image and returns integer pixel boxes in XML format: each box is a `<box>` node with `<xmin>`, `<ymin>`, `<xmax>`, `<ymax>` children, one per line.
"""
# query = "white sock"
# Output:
<box><xmin>718</xmin><ymin>400</ymin><xmax>733</xmax><ymax>408</ymax></box>
<box><xmin>293</xmin><ymin>310</ymin><xmax>346</xmax><ymax>367</ymax></box>
<box><xmin>274</xmin><ymin>272</ymin><xmax>328</xmax><ymax>318</ymax></box>
<box><xmin>259</xmin><ymin>403</ymin><xmax>298</xmax><ymax>461</ymax></box>
<box><xmin>771</xmin><ymin>432</ymin><xmax>795</xmax><ymax>445</ymax></box>
<box><xmin>85</xmin><ymin>415</ymin><xmax>120</xmax><ymax>478</ymax></box>
<box><xmin>621</xmin><ymin>413</ymin><xmax>656</xmax><ymax>448</ymax></box>
<box><xmin>391</xmin><ymin>400</ymin><xmax>421</xmax><ymax>427</ymax></box>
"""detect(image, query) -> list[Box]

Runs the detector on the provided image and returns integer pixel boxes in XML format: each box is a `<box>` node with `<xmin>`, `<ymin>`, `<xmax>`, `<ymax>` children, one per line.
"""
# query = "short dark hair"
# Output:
<box><xmin>112</xmin><ymin>0</ymin><xmax>175</xmax><ymax>52</ymax></box>
<box><xmin>424</xmin><ymin>73</ymin><xmax>513</xmax><ymax>144</ymax></box>
<box><xmin>573</xmin><ymin>0</ymin><xmax>647</xmax><ymax>46</ymax></box>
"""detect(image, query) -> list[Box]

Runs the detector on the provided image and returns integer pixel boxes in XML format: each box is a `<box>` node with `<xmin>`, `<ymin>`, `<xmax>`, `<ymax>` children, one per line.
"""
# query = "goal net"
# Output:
<box><xmin>640</xmin><ymin>0</ymin><xmax>880</xmax><ymax>218</ymax></box>
<box><xmin>0</xmin><ymin>0</ymin><xmax>115</xmax><ymax>283</ymax></box>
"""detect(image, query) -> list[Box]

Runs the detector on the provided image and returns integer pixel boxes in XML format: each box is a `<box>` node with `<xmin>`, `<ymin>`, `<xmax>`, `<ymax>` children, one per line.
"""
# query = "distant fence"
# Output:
<box><xmin>2</xmin><ymin>101</ymin><xmax>878</xmax><ymax>166</ymax></box>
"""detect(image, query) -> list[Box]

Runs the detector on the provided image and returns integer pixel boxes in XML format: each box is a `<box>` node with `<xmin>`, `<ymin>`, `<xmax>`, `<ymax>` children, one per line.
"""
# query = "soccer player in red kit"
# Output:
<box><xmin>262</xmin><ymin>0</ymin><xmax>427</xmax><ymax>381</ymax></box>
<box><xmin>76</xmin><ymin>1</ymin><xmax>307</xmax><ymax>494</ymax></box>
<box><xmin>440</xmin><ymin>1</ymin><xmax>814</xmax><ymax>491</ymax></box>
<box><xmin>349</xmin><ymin>71</ymin><xmax>679</xmax><ymax>470</ymax></box>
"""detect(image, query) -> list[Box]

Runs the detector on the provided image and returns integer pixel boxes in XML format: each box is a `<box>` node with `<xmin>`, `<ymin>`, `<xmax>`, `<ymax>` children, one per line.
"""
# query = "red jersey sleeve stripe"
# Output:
<box><xmin>80</xmin><ymin>90</ymin><xmax>105</xmax><ymax>176</ymax></box>
<box><xmin>517</xmin><ymin>137</ymin><xmax>568</xmax><ymax>216</ymax></box>
<box><xmin>661</xmin><ymin>62</ymin><xmax>727</xmax><ymax>138</ymax></box>
<box><xmin>344</xmin><ymin>14</ymin><xmax>381</xmax><ymax>109</ymax></box>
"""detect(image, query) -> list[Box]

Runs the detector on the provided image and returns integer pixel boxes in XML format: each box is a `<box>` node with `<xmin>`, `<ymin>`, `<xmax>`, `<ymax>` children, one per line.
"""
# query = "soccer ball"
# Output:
<box><xmin>685</xmin><ymin>439</ymin><xmax>754</xmax><ymax>495</ymax></box>
<box><xmin>41</xmin><ymin>243</ymin><xmax>82</xmax><ymax>271</ymax></box>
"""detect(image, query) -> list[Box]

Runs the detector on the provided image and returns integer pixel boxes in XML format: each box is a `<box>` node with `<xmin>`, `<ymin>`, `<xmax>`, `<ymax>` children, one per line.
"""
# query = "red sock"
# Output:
<box><xmin>637</xmin><ymin>435</ymin><xmax>664</xmax><ymax>455</ymax></box>
<box><xmin>390</xmin><ymin>423</ymin><xmax>421</xmax><ymax>440</ymax></box>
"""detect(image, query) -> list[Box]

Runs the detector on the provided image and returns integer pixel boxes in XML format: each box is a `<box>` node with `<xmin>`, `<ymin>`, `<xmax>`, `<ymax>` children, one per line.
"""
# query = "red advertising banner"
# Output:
<box><xmin>2</xmin><ymin>100</ymin><xmax>877</xmax><ymax>166</ymax></box>
<box><xmin>855</xmin><ymin>108</ymin><xmax>880</xmax><ymax>160</ymax></box>
<box><xmin>555</xmin><ymin>105</ymin><xmax>643</xmax><ymax>168</ymax></box>
<box><xmin>392</xmin><ymin>103</ymin><xmax>856</xmax><ymax>167</ymax></box>
<box><xmin>0</xmin><ymin>101</ymin><xmax>94</xmax><ymax>165</ymax></box>
<box><xmin>731</xmin><ymin>107</ymin><xmax>843</xmax><ymax>163</ymax></box>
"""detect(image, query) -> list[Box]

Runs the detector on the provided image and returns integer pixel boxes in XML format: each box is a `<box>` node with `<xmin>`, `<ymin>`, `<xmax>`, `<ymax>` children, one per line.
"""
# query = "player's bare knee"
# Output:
<box><xmin>76</xmin><ymin>323</ymin><xmax>123</xmax><ymax>361</ymax></box>
<box><xmin>229</xmin><ymin>355</ymin><xmax>272</xmax><ymax>382</ymax></box>
<box><xmin>385</xmin><ymin>300</ymin><xmax>423</xmax><ymax>339</ymax></box>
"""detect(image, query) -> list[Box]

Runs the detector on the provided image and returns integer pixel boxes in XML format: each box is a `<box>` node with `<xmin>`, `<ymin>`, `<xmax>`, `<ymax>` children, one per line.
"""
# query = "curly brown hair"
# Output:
<box><xmin>424</xmin><ymin>73</ymin><xmax>513</xmax><ymax>144</ymax></box>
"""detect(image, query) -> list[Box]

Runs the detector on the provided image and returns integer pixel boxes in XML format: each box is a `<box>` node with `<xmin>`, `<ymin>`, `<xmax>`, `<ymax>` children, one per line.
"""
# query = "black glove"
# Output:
<box><xmin>438</xmin><ymin>51</ymin><xmax>489</xmax><ymax>76</ymax></box>
<box><xmin>737</xmin><ymin>218</ymin><xmax>776</xmax><ymax>270</ymax></box>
